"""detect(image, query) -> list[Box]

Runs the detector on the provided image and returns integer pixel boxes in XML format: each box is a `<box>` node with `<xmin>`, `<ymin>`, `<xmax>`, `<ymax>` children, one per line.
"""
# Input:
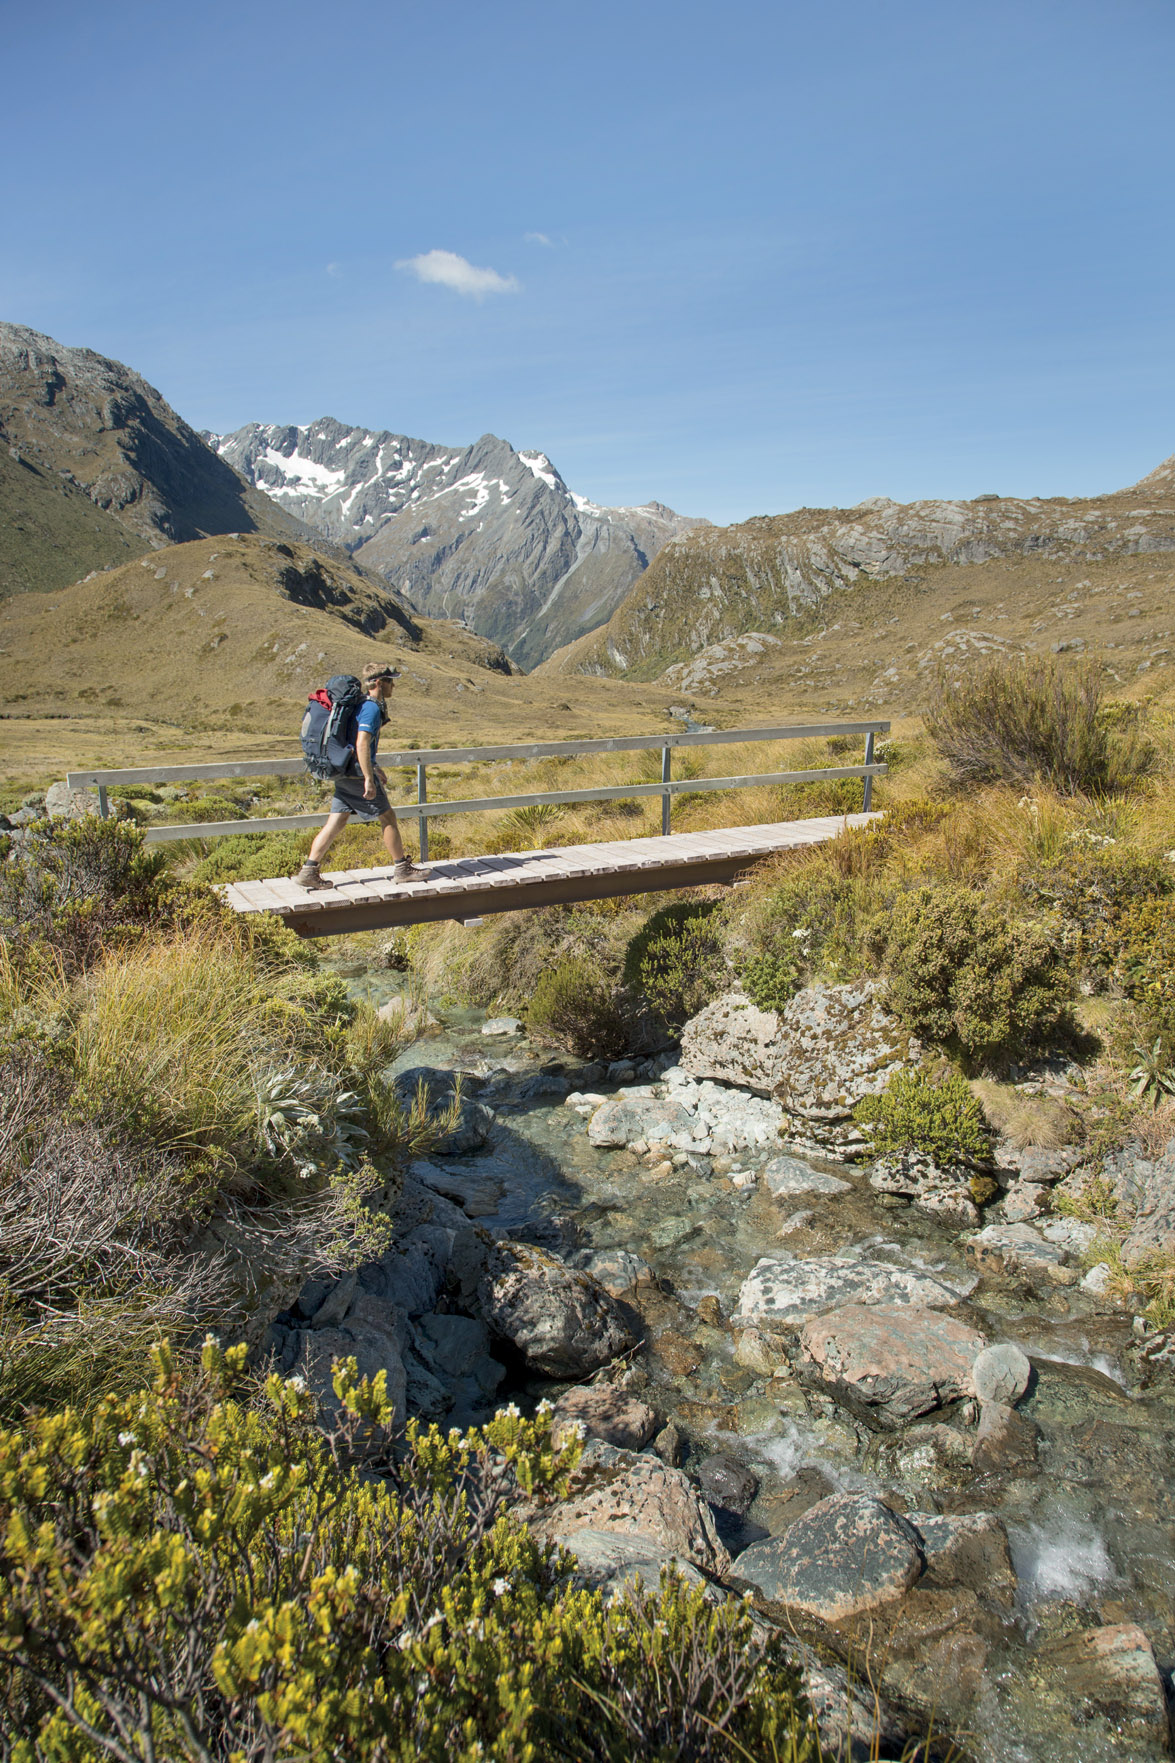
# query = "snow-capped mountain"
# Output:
<box><xmin>210</xmin><ymin>418</ymin><xmax>705</xmax><ymax>669</ymax></box>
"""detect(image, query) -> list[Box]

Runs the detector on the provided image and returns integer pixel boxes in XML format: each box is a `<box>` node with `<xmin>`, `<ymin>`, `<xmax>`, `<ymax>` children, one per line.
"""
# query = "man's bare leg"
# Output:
<box><xmin>379</xmin><ymin>808</ymin><xmax>407</xmax><ymax>864</ymax></box>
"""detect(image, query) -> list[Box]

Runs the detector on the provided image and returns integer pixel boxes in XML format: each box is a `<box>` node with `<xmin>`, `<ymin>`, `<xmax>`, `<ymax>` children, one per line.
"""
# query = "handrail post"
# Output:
<box><xmin>862</xmin><ymin>732</ymin><xmax>875</xmax><ymax>813</ymax></box>
<box><xmin>661</xmin><ymin>746</ymin><xmax>671</xmax><ymax>836</ymax></box>
<box><xmin>96</xmin><ymin>785</ymin><xmax>109</xmax><ymax>819</ymax></box>
<box><xmin>416</xmin><ymin>763</ymin><xmax>428</xmax><ymax>862</ymax></box>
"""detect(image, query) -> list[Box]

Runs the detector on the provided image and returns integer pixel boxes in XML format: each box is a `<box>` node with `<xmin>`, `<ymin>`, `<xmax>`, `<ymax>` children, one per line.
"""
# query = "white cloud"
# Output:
<box><xmin>326</xmin><ymin>262</ymin><xmax>342</xmax><ymax>278</ymax></box>
<box><xmin>524</xmin><ymin>231</ymin><xmax>553</xmax><ymax>247</ymax></box>
<box><xmin>396</xmin><ymin>249</ymin><xmax>520</xmax><ymax>299</ymax></box>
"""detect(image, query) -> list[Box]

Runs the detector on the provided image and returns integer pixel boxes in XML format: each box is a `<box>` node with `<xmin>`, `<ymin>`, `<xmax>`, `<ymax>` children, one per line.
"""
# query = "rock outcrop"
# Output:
<box><xmin>478</xmin><ymin>1242</ymin><xmax>637</xmax><ymax>1377</ymax></box>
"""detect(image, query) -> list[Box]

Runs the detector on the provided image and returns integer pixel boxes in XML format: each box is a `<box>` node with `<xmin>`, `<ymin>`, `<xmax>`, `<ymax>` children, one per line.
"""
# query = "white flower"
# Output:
<box><xmin>535</xmin><ymin>1397</ymin><xmax>555</xmax><ymax>1414</ymax></box>
<box><xmin>500</xmin><ymin>1402</ymin><xmax>521</xmax><ymax>1419</ymax></box>
<box><xmin>286</xmin><ymin>1375</ymin><xmax>307</xmax><ymax>1393</ymax></box>
<box><xmin>118</xmin><ymin>1432</ymin><xmax>136</xmax><ymax>1447</ymax></box>
<box><xmin>492</xmin><ymin>1577</ymin><xmax>510</xmax><ymax>1596</ymax></box>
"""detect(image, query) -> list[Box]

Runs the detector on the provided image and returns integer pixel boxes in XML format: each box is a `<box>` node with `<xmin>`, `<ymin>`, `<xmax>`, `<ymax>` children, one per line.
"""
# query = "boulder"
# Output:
<box><xmin>45</xmin><ymin>781</ymin><xmax>100</xmax><ymax>820</ymax></box>
<box><xmin>971</xmin><ymin>1342</ymin><xmax>1031</xmax><ymax>1407</ymax></box>
<box><xmin>568</xmin><ymin>1247</ymin><xmax>656</xmax><ymax>1297</ymax></box>
<box><xmin>907</xmin><ymin>1511</ymin><xmax>1018</xmax><ymax>1605</ymax></box>
<box><xmin>551</xmin><ymin>1385</ymin><xmax>658</xmax><ymax>1450</ymax></box>
<box><xmin>559</xmin><ymin>1527</ymin><xmax>708</xmax><ymax>1599</ymax></box>
<box><xmin>735</xmin><ymin>1493</ymin><xmax>923</xmax><ymax>1621</ymax></box>
<box><xmin>587</xmin><ymin>1094</ymin><xmax>695</xmax><ymax>1149</ymax></box>
<box><xmin>532</xmin><ymin>1439</ymin><xmax>731</xmax><ymax>1576</ymax></box>
<box><xmin>799</xmin><ymin>1304</ymin><xmax>986</xmax><ymax>1428</ymax></box>
<box><xmin>681</xmin><ymin>984</ymin><xmax>920</xmax><ymax>1153</ymax></box>
<box><xmin>966</xmin><ymin>1222</ymin><xmax>1076</xmax><ymax>1286</ymax></box>
<box><xmin>393</xmin><ymin>1068</ymin><xmax>494</xmax><ymax>1153</ymax></box>
<box><xmin>762</xmin><ymin>1156</ymin><xmax>852</xmax><ymax>1199</ymax></box>
<box><xmin>1032</xmin><ymin>1622</ymin><xmax>1171</xmax><ymax>1754</ymax></box>
<box><xmin>291</xmin><ymin>1316</ymin><xmax>407</xmax><ymax>1428</ymax></box>
<box><xmin>733</xmin><ymin>1249</ymin><xmax>970</xmax><ymax>1331</ymax></box>
<box><xmin>971</xmin><ymin>1400</ymin><xmax>1039</xmax><ymax>1473</ymax></box>
<box><xmin>477</xmin><ymin>1242</ymin><xmax>637</xmax><ymax>1377</ymax></box>
<box><xmin>1075</xmin><ymin>1137</ymin><xmax>1175</xmax><ymax>1265</ymax></box>
<box><xmin>696</xmin><ymin>1453</ymin><xmax>759</xmax><ymax>1517</ymax></box>
<box><xmin>869</xmin><ymin>1151</ymin><xmax>981</xmax><ymax>1228</ymax></box>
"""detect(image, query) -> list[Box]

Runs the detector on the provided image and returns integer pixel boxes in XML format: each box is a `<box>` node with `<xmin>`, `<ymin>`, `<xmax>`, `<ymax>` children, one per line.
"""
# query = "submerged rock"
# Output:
<box><xmin>477</xmin><ymin>1242</ymin><xmax>636</xmax><ymax>1377</ymax></box>
<box><xmin>733</xmin><ymin>1249</ymin><xmax>970</xmax><ymax>1330</ymax></box>
<box><xmin>799</xmin><ymin>1304</ymin><xmax>986</xmax><ymax>1428</ymax></box>
<box><xmin>762</xmin><ymin>1156</ymin><xmax>852</xmax><ymax>1198</ymax></box>
<box><xmin>735</xmin><ymin>1493</ymin><xmax>923</xmax><ymax>1620</ymax></box>
<box><xmin>1031</xmin><ymin>1622</ymin><xmax>1172</xmax><ymax>1755</ymax></box>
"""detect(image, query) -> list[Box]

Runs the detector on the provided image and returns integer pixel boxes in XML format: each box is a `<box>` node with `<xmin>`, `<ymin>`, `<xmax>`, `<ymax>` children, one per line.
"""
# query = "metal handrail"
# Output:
<box><xmin>67</xmin><ymin>719</ymin><xmax>889</xmax><ymax>855</ymax></box>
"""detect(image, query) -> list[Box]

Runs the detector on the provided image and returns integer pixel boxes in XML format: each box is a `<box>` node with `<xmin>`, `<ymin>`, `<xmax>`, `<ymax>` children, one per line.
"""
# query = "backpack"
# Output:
<box><xmin>300</xmin><ymin>674</ymin><xmax>365</xmax><ymax>781</ymax></box>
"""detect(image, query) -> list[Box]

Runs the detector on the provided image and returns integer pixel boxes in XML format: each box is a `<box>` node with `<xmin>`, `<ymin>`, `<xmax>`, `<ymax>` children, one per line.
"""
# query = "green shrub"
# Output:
<box><xmin>776</xmin><ymin>775</ymin><xmax>870</xmax><ymax>819</ymax></box>
<box><xmin>0</xmin><ymin>1342</ymin><xmax>813</xmax><ymax>1761</ymax></box>
<box><xmin>163</xmin><ymin>793</ymin><xmax>248</xmax><ymax>824</ymax></box>
<box><xmin>925</xmin><ymin>655</ymin><xmax>1155</xmax><ymax>795</ymax></box>
<box><xmin>738</xmin><ymin>868</ymin><xmax>866</xmax><ymax>1014</ymax></box>
<box><xmin>527</xmin><ymin>955</ymin><xmax>633</xmax><ymax>1059</ymax></box>
<box><xmin>854</xmin><ymin>1067</ymin><xmax>990</xmax><ymax>1164</ymax></box>
<box><xmin>1111</xmin><ymin>896</ymin><xmax>1175</xmax><ymax>1033</ymax></box>
<box><xmin>191</xmin><ymin>829</ymin><xmax>312</xmax><ymax>884</ymax></box>
<box><xmin>623</xmin><ymin>902</ymin><xmax>725</xmax><ymax>1031</ymax></box>
<box><xmin>0</xmin><ymin>816</ymin><xmax>172</xmax><ymax>975</ymax></box>
<box><xmin>1019</xmin><ymin>843</ymin><xmax>1173</xmax><ymax>976</ymax></box>
<box><xmin>868</xmin><ymin>883</ymin><xmax>1071</xmax><ymax>1065</ymax></box>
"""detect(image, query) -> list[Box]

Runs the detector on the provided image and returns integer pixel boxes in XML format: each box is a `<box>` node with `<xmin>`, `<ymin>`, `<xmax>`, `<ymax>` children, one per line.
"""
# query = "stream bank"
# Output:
<box><xmin>266</xmin><ymin>955</ymin><xmax>1175</xmax><ymax>1763</ymax></box>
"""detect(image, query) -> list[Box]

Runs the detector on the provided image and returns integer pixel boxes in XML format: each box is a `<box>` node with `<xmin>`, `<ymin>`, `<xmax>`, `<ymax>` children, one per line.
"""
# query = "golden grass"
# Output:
<box><xmin>968</xmin><ymin>1079</ymin><xmax>1082</xmax><ymax>1150</ymax></box>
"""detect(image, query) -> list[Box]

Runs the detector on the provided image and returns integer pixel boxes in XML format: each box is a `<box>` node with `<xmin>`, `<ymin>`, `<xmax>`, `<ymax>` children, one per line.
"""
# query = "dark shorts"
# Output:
<box><xmin>330</xmin><ymin>775</ymin><xmax>392</xmax><ymax>821</ymax></box>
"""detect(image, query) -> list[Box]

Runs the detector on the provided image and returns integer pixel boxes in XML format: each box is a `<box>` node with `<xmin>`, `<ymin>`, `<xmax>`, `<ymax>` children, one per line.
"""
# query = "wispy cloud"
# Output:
<box><xmin>325</xmin><ymin>262</ymin><xmax>342</xmax><ymax>278</ymax></box>
<box><xmin>524</xmin><ymin>231</ymin><xmax>553</xmax><ymax>247</ymax></box>
<box><xmin>396</xmin><ymin>249</ymin><xmax>520</xmax><ymax>299</ymax></box>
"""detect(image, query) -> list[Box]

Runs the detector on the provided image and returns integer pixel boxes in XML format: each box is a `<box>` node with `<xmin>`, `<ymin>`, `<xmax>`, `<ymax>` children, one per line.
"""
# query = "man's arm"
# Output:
<box><xmin>356</xmin><ymin>729</ymin><xmax>377</xmax><ymax>797</ymax></box>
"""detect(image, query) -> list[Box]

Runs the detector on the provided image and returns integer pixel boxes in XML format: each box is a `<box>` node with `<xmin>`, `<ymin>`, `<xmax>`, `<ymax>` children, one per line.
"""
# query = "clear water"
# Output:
<box><xmin>340</xmin><ymin>960</ymin><xmax>1175</xmax><ymax>1760</ymax></box>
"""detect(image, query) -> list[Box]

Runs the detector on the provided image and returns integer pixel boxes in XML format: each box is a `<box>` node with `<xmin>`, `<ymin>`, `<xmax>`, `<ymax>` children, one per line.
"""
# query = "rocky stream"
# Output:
<box><xmin>264</xmin><ymin>962</ymin><xmax>1175</xmax><ymax>1762</ymax></box>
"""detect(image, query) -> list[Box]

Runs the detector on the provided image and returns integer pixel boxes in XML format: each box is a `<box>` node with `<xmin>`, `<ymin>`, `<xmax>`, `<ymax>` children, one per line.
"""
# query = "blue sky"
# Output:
<box><xmin>5</xmin><ymin>0</ymin><xmax>1173</xmax><ymax>522</ymax></box>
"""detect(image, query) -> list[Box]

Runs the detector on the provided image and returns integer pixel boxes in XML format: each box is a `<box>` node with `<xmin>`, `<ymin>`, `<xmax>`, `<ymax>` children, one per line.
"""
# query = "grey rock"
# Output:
<box><xmin>532</xmin><ymin>1439</ymin><xmax>731</xmax><ymax>1577</ymax></box>
<box><xmin>587</xmin><ymin>1094</ymin><xmax>695</xmax><ymax>1148</ymax></box>
<box><xmin>995</xmin><ymin>1142</ymin><xmax>1083</xmax><ymax>1184</ymax></box>
<box><xmin>735</xmin><ymin>1493</ymin><xmax>923</xmax><ymax>1620</ymax></box>
<box><xmin>869</xmin><ymin>1151</ymin><xmax>979</xmax><ymax>1228</ymax></box>
<box><xmin>477</xmin><ymin>1242</ymin><xmax>636</xmax><ymax>1377</ymax></box>
<box><xmin>414</xmin><ymin>1312</ymin><xmax>493</xmax><ymax>1380</ymax></box>
<box><xmin>1039</xmin><ymin>1216</ymin><xmax>1098</xmax><ymax>1254</ymax></box>
<box><xmin>1001</xmin><ymin>1182</ymin><xmax>1050</xmax><ymax>1222</ymax></box>
<box><xmin>552</xmin><ymin>1385</ymin><xmax>658</xmax><ymax>1450</ymax></box>
<box><xmin>966</xmin><ymin>1222</ymin><xmax>1076</xmax><ymax>1285</ymax></box>
<box><xmin>482</xmin><ymin>1016</ymin><xmax>524</xmax><ymax>1036</ymax></box>
<box><xmin>799</xmin><ymin>1304</ymin><xmax>986</xmax><ymax>1428</ymax></box>
<box><xmin>733</xmin><ymin>1249</ymin><xmax>970</xmax><ymax>1330</ymax></box>
<box><xmin>971</xmin><ymin>1342</ymin><xmax>1031</xmax><ymax>1406</ymax></box>
<box><xmin>291</xmin><ymin>1321</ymin><xmax>407</xmax><ymax>1428</ymax></box>
<box><xmin>762</xmin><ymin>1156</ymin><xmax>852</xmax><ymax>1198</ymax></box>
<box><xmin>1090</xmin><ymin>1137</ymin><xmax>1175</xmax><ymax>1264</ymax></box>
<box><xmin>310</xmin><ymin>1270</ymin><xmax>358</xmax><ymax>1328</ymax></box>
<box><xmin>696</xmin><ymin>1454</ymin><xmax>759</xmax><ymax>1516</ymax></box>
<box><xmin>680</xmin><ymin>983</ymin><xmax>920</xmax><ymax>1152</ymax></box>
<box><xmin>559</xmin><ymin>1528</ymin><xmax>708</xmax><ymax>1599</ymax></box>
<box><xmin>411</xmin><ymin>1157</ymin><xmax>503</xmax><ymax>1218</ymax></box>
<box><xmin>908</xmin><ymin>1511</ymin><xmax>1018</xmax><ymax>1605</ymax></box>
<box><xmin>568</xmin><ymin>1247</ymin><xmax>655</xmax><ymax>1297</ymax></box>
<box><xmin>45</xmin><ymin>781</ymin><xmax>99</xmax><ymax>820</ymax></box>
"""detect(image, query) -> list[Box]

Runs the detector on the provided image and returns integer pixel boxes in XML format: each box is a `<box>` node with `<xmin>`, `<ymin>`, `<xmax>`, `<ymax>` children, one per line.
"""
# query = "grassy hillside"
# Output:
<box><xmin>0</xmin><ymin>446</ymin><xmax>149</xmax><ymax>596</ymax></box>
<box><xmin>0</xmin><ymin>533</ymin><xmax>691</xmax><ymax>796</ymax></box>
<box><xmin>545</xmin><ymin>467</ymin><xmax>1175</xmax><ymax>697</ymax></box>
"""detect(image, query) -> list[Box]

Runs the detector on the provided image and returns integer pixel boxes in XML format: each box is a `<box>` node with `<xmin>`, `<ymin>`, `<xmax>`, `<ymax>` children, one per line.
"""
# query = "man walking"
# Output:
<box><xmin>294</xmin><ymin>661</ymin><xmax>430</xmax><ymax>889</ymax></box>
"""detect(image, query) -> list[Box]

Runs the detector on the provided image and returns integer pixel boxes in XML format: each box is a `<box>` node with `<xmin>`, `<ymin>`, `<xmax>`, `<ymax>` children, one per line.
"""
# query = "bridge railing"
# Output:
<box><xmin>67</xmin><ymin>719</ymin><xmax>890</xmax><ymax>858</ymax></box>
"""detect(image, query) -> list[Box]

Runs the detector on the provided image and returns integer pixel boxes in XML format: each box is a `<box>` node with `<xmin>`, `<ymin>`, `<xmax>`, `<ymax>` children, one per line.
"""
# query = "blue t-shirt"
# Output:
<box><xmin>353</xmin><ymin>698</ymin><xmax>383</xmax><ymax>764</ymax></box>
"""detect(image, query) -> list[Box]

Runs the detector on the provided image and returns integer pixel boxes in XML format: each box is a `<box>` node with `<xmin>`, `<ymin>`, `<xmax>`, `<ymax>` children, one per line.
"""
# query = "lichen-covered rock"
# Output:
<box><xmin>532</xmin><ymin>1439</ymin><xmax>731</xmax><ymax>1576</ymax></box>
<box><xmin>907</xmin><ymin>1511</ymin><xmax>1018</xmax><ymax>1605</ymax></box>
<box><xmin>762</xmin><ymin>1156</ymin><xmax>852</xmax><ymax>1198</ymax></box>
<box><xmin>680</xmin><ymin>983</ymin><xmax>920</xmax><ymax>1153</ymax></box>
<box><xmin>734</xmin><ymin>1249</ymin><xmax>971</xmax><ymax>1330</ymax></box>
<box><xmin>735</xmin><ymin>1493</ymin><xmax>923</xmax><ymax>1620</ymax></box>
<box><xmin>869</xmin><ymin>1151</ymin><xmax>979</xmax><ymax>1228</ymax></box>
<box><xmin>551</xmin><ymin>1385</ymin><xmax>658</xmax><ymax>1450</ymax></box>
<box><xmin>568</xmin><ymin>1247</ymin><xmax>656</xmax><ymax>1297</ymax></box>
<box><xmin>966</xmin><ymin>1222</ymin><xmax>1076</xmax><ymax>1286</ymax></box>
<box><xmin>1093</xmin><ymin>1136</ymin><xmax>1175</xmax><ymax>1265</ymax></box>
<box><xmin>587</xmin><ymin>1094</ymin><xmax>696</xmax><ymax>1148</ymax></box>
<box><xmin>477</xmin><ymin>1242</ymin><xmax>637</xmax><ymax>1377</ymax></box>
<box><xmin>799</xmin><ymin>1304</ymin><xmax>986</xmax><ymax>1428</ymax></box>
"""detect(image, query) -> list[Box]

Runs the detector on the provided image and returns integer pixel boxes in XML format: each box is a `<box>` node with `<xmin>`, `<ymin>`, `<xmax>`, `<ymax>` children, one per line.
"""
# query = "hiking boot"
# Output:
<box><xmin>293</xmin><ymin>861</ymin><xmax>334</xmax><ymax>890</ymax></box>
<box><xmin>393</xmin><ymin>859</ymin><xmax>431</xmax><ymax>884</ymax></box>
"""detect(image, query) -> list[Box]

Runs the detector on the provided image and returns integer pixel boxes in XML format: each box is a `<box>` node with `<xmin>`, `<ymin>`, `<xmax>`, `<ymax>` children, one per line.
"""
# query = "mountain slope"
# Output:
<box><xmin>545</xmin><ymin>464</ymin><xmax>1175</xmax><ymax>680</ymax></box>
<box><xmin>0</xmin><ymin>445</ymin><xmax>144</xmax><ymax>596</ymax></box>
<box><xmin>0</xmin><ymin>322</ymin><xmax>324</xmax><ymax>550</ymax></box>
<box><xmin>212</xmin><ymin>418</ymin><xmax>704</xmax><ymax>668</ymax></box>
<box><xmin>0</xmin><ymin>531</ymin><xmax>684</xmax><ymax>748</ymax></box>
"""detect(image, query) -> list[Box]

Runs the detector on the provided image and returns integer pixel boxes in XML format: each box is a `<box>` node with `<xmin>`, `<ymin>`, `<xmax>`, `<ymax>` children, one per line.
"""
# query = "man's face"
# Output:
<box><xmin>373</xmin><ymin>675</ymin><xmax>394</xmax><ymax>701</ymax></box>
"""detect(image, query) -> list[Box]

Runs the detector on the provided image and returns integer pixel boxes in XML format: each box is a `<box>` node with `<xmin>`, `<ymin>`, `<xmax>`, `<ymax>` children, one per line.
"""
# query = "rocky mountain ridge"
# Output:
<box><xmin>547</xmin><ymin>463</ymin><xmax>1175</xmax><ymax>681</ymax></box>
<box><xmin>212</xmin><ymin>417</ymin><xmax>705</xmax><ymax>669</ymax></box>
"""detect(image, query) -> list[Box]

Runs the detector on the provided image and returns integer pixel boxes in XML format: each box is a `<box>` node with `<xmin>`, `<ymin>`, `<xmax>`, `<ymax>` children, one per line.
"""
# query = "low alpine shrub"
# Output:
<box><xmin>854</xmin><ymin>1067</ymin><xmax>990</xmax><ymax>1164</ymax></box>
<box><xmin>925</xmin><ymin>654</ymin><xmax>1155</xmax><ymax>795</ymax></box>
<box><xmin>867</xmin><ymin>883</ymin><xmax>1071</xmax><ymax>1065</ymax></box>
<box><xmin>1110</xmin><ymin>896</ymin><xmax>1175</xmax><ymax>1035</ymax></box>
<box><xmin>738</xmin><ymin>867</ymin><xmax>866</xmax><ymax>1014</ymax></box>
<box><xmin>1019</xmin><ymin>843</ymin><xmax>1173</xmax><ymax>977</ymax></box>
<box><xmin>0</xmin><ymin>1342</ymin><xmax>814</xmax><ymax>1761</ymax></box>
<box><xmin>527</xmin><ymin>954</ymin><xmax>633</xmax><ymax>1059</ymax></box>
<box><xmin>623</xmin><ymin>901</ymin><xmax>726</xmax><ymax>1031</ymax></box>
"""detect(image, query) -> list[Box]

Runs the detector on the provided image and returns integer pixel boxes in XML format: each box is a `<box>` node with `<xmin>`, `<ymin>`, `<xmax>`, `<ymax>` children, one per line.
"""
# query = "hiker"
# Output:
<box><xmin>294</xmin><ymin>661</ymin><xmax>430</xmax><ymax>889</ymax></box>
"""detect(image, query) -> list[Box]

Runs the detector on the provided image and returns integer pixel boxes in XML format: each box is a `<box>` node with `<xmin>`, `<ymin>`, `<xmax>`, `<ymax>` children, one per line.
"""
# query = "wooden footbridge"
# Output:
<box><xmin>67</xmin><ymin>720</ymin><xmax>887</xmax><ymax>937</ymax></box>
